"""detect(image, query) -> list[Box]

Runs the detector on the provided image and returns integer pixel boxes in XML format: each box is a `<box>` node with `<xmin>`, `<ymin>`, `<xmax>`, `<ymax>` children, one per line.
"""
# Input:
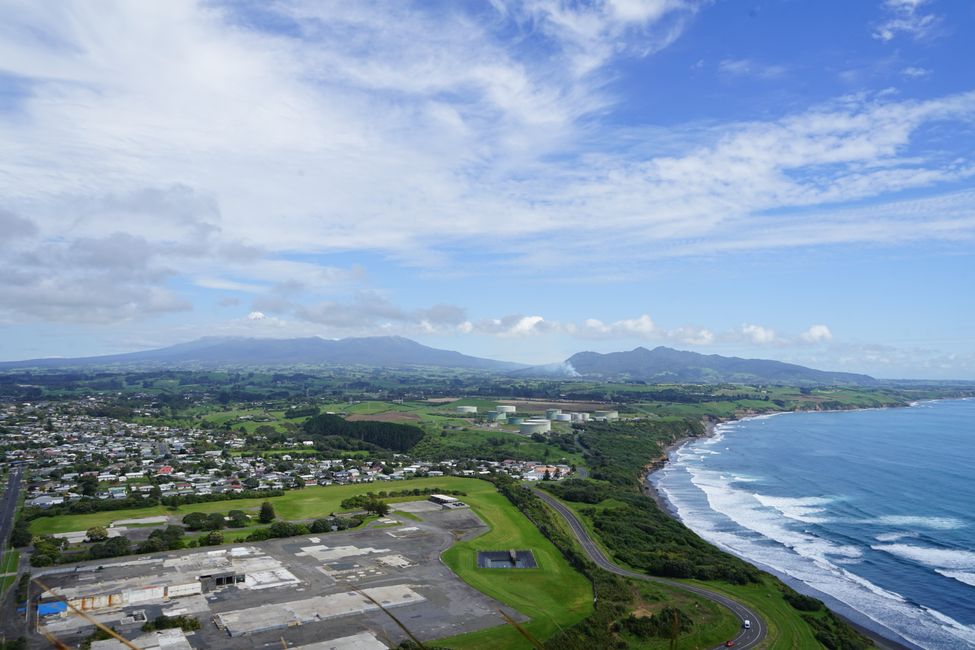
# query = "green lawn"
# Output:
<box><xmin>682</xmin><ymin>579</ymin><xmax>823</xmax><ymax>649</ymax></box>
<box><xmin>0</xmin><ymin>550</ymin><xmax>19</xmax><ymax>574</ymax></box>
<box><xmin>437</xmin><ymin>483</ymin><xmax>593</xmax><ymax>649</ymax></box>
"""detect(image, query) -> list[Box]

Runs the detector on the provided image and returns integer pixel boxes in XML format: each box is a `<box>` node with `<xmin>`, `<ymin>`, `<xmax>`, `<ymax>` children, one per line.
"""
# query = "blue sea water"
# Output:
<box><xmin>650</xmin><ymin>398</ymin><xmax>975</xmax><ymax>650</ymax></box>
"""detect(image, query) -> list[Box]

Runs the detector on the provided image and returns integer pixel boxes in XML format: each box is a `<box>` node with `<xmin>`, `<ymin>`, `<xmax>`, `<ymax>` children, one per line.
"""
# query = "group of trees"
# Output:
<box><xmin>141</xmin><ymin>614</ymin><xmax>200</xmax><ymax>633</ymax></box>
<box><xmin>28</xmin><ymin>524</ymin><xmax>189</xmax><ymax>566</ymax></box>
<box><xmin>244</xmin><ymin>515</ymin><xmax>363</xmax><ymax>542</ymax></box>
<box><xmin>616</xmin><ymin>608</ymin><xmax>693</xmax><ymax>639</ymax></box>
<box><xmin>22</xmin><ymin>488</ymin><xmax>285</xmax><ymax>523</ymax></box>
<box><xmin>339</xmin><ymin>488</ymin><xmax>465</xmax><ymax>511</ymax></box>
<box><xmin>181</xmin><ymin>509</ymin><xmax>251</xmax><ymax>531</ymax></box>
<box><xmin>302</xmin><ymin>413</ymin><xmax>425</xmax><ymax>452</ymax></box>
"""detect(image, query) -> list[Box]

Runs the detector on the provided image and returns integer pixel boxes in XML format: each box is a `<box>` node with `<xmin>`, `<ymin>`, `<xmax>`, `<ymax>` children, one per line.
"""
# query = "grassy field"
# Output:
<box><xmin>437</xmin><ymin>482</ymin><xmax>593</xmax><ymax>649</ymax></box>
<box><xmin>29</xmin><ymin>477</ymin><xmax>482</xmax><ymax>535</ymax></box>
<box><xmin>0</xmin><ymin>550</ymin><xmax>19</xmax><ymax>574</ymax></box>
<box><xmin>684</xmin><ymin>579</ymin><xmax>823</xmax><ymax>649</ymax></box>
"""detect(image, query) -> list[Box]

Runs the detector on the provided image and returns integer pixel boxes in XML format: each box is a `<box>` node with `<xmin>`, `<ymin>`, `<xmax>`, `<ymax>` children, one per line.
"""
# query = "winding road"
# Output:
<box><xmin>531</xmin><ymin>486</ymin><xmax>766</xmax><ymax>649</ymax></box>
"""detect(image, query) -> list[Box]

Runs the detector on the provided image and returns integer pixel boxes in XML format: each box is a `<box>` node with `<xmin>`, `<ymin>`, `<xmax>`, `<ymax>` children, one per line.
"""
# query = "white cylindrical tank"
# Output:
<box><xmin>554</xmin><ymin>413</ymin><xmax>572</xmax><ymax>422</ymax></box>
<box><xmin>593</xmin><ymin>410</ymin><xmax>619</xmax><ymax>420</ymax></box>
<box><xmin>484</xmin><ymin>411</ymin><xmax>506</xmax><ymax>422</ymax></box>
<box><xmin>519</xmin><ymin>418</ymin><xmax>552</xmax><ymax>434</ymax></box>
<box><xmin>496</xmin><ymin>405</ymin><xmax>516</xmax><ymax>413</ymax></box>
<box><xmin>456</xmin><ymin>405</ymin><xmax>478</xmax><ymax>414</ymax></box>
<box><xmin>545</xmin><ymin>408</ymin><xmax>562</xmax><ymax>420</ymax></box>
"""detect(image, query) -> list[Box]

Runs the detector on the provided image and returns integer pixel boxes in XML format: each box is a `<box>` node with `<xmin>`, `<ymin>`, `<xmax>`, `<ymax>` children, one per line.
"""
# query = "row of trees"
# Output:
<box><xmin>181</xmin><ymin>501</ymin><xmax>276</xmax><ymax>531</ymax></box>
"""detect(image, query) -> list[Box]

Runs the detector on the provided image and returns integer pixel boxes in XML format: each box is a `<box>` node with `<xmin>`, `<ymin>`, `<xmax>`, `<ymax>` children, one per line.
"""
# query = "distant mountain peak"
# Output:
<box><xmin>0</xmin><ymin>335</ymin><xmax>525</xmax><ymax>371</ymax></box>
<box><xmin>521</xmin><ymin>346</ymin><xmax>875</xmax><ymax>385</ymax></box>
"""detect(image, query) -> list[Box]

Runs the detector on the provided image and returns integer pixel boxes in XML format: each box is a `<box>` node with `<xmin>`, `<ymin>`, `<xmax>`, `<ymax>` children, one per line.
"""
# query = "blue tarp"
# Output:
<box><xmin>37</xmin><ymin>601</ymin><xmax>67</xmax><ymax>616</ymax></box>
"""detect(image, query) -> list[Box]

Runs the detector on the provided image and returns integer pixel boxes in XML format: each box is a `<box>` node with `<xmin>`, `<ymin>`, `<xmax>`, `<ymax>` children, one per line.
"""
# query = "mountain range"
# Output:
<box><xmin>0</xmin><ymin>336</ymin><xmax>523</xmax><ymax>371</ymax></box>
<box><xmin>0</xmin><ymin>336</ymin><xmax>875</xmax><ymax>384</ymax></box>
<box><xmin>560</xmin><ymin>346</ymin><xmax>875</xmax><ymax>385</ymax></box>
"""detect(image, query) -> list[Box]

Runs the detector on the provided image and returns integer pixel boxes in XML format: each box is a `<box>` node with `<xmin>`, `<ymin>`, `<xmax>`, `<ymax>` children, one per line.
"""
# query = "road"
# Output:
<box><xmin>531</xmin><ymin>487</ymin><xmax>766</xmax><ymax>650</ymax></box>
<box><xmin>0</xmin><ymin>466</ymin><xmax>23</xmax><ymax>558</ymax></box>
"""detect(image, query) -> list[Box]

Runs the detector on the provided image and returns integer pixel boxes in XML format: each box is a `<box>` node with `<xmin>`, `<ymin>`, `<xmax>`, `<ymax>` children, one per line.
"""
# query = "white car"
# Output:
<box><xmin>743</xmin><ymin>619</ymin><xmax>751</xmax><ymax>629</ymax></box>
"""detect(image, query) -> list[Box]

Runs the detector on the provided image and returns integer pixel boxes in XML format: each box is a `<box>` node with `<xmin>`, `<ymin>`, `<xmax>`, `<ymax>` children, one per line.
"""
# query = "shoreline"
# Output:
<box><xmin>640</xmin><ymin>411</ymin><xmax>917</xmax><ymax>650</ymax></box>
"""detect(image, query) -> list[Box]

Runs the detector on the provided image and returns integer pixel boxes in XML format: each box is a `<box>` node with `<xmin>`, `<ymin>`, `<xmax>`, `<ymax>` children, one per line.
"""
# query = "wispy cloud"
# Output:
<box><xmin>718</xmin><ymin>58</ymin><xmax>787</xmax><ymax>79</ymax></box>
<box><xmin>1</xmin><ymin>1</ymin><xmax>974</xmax><ymax>342</ymax></box>
<box><xmin>873</xmin><ymin>0</ymin><xmax>942</xmax><ymax>42</ymax></box>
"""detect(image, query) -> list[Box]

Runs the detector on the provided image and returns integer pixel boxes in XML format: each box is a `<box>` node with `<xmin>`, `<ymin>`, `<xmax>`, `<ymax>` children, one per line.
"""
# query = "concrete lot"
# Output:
<box><xmin>32</xmin><ymin>506</ymin><xmax>522</xmax><ymax>649</ymax></box>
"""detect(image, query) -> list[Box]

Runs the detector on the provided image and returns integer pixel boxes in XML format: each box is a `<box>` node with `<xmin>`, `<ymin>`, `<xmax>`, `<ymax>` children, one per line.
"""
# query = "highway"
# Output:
<box><xmin>531</xmin><ymin>486</ymin><xmax>766</xmax><ymax>649</ymax></box>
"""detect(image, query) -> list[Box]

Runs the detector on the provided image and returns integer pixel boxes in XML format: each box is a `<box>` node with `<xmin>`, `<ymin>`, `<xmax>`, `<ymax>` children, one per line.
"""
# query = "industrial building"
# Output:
<box><xmin>32</xmin><ymin>508</ymin><xmax>524</xmax><ymax>649</ymax></box>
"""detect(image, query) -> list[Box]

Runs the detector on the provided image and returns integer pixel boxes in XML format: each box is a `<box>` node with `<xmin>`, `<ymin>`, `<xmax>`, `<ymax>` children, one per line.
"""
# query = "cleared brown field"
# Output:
<box><xmin>497</xmin><ymin>399</ymin><xmax>612</xmax><ymax>412</ymax></box>
<box><xmin>345</xmin><ymin>412</ymin><xmax>421</xmax><ymax>423</ymax></box>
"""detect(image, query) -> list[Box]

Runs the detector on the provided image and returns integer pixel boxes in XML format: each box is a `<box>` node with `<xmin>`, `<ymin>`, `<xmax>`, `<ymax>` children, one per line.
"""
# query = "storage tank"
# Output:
<box><xmin>593</xmin><ymin>410</ymin><xmax>619</xmax><ymax>420</ymax></box>
<box><xmin>496</xmin><ymin>405</ymin><xmax>516</xmax><ymax>413</ymax></box>
<box><xmin>545</xmin><ymin>409</ymin><xmax>562</xmax><ymax>420</ymax></box>
<box><xmin>455</xmin><ymin>405</ymin><xmax>478</xmax><ymax>414</ymax></box>
<box><xmin>554</xmin><ymin>413</ymin><xmax>572</xmax><ymax>422</ymax></box>
<box><xmin>519</xmin><ymin>419</ymin><xmax>552</xmax><ymax>435</ymax></box>
<box><xmin>507</xmin><ymin>417</ymin><xmax>524</xmax><ymax>425</ymax></box>
<box><xmin>483</xmin><ymin>411</ymin><xmax>506</xmax><ymax>422</ymax></box>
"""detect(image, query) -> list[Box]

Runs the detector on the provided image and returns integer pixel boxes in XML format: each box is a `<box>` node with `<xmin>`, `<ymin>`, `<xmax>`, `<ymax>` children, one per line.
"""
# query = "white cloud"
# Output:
<box><xmin>741</xmin><ymin>323</ymin><xmax>777</xmax><ymax>344</ymax></box>
<box><xmin>801</xmin><ymin>324</ymin><xmax>833</xmax><ymax>343</ymax></box>
<box><xmin>902</xmin><ymin>66</ymin><xmax>931</xmax><ymax>78</ymax></box>
<box><xmin>873</xmin><ymin>0</ymin><xmax>941</xmax><ymax>42</ymax></box>
<box><xmin>1</xmin><ymin>2</ymin><xmax>974</xmax><ymax>330</ymax></box>
<box><xmin>246</xmin><ymin>311</ymin><xmax>266</xmax><ymax>321</ymax></box>
<box><xmin>718</xmin><ymin>58</ymin><xmax>787</xmax><ymax>79</ymax></box>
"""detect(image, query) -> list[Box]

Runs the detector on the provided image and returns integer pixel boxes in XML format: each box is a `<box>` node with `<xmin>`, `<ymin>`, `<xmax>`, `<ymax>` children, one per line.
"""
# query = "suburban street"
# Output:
<box><xmin>531</xmin><ymin>486</ymin><xmax>766</xmax><ymax>650</ymax></box>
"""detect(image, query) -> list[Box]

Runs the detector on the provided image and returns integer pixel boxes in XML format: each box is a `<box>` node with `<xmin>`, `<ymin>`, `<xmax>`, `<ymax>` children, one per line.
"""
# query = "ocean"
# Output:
<box><xmin>650</xmin><ymin>398</ymin><xmax>975</xmax><ymax>650</ymax></box>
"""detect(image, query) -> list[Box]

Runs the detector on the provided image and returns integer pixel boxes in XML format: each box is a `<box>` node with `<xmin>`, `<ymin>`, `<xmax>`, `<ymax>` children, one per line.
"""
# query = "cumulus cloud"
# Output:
<box><xmin>741</xmin><ymin>323</ymin><xmax>777</xmax><ymax>344</ymax></box>
<box><xmin>801</xmin><ymin>324</ymin><xmax>833</xmax><ymax>343</ymax></box>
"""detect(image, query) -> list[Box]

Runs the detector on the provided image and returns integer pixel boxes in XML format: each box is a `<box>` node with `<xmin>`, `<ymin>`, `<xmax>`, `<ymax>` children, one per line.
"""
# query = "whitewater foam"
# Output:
<box><xmin>872</xmin><ymin>544</ymin><xmax>975</xmax><ymax>570</ymax></box>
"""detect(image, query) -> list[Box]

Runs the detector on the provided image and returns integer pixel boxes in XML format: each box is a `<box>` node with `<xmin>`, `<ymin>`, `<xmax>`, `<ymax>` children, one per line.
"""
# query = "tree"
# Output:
<box><xmin>542</xmin><ymin>469</ymin><xmax>552</xmax><ymax>481</ymax></box>
<box><xmin>181</xmin><ymin>512</ymin><xmax>208</xmax><ymax>531</ymax></box>
<box><xmin>86</xmin><ymin>526</ymin><xmax>109</xmax><ymax>542</ymax></box>
<box><xmin>10</xmin><ymin>519</ymin><xmax>32</xmax><ymax>548</ymax></box>
<box><xmin>204</xmin><ymin>513</ymin><xmax>225</xmax><ymax>531</ymax></box>
<box><xmin>199</xmin><ymin>531</ymin><xmax>223</xmax><ymax>546</ymax></box>
<box><xmin>363</xmin><ymin>498</ymin><xmax>390</xmax><ymax>517</ymax></box>
<box><xmin>259</xmin><ymin>501</ymin><xmax>276</xmax><ymax>523</ymax></box>
<box><xmin>77</xmin><ymin>475</ymin><xmax>98</xmax><ymax>497</ymax></box>
<box><xmin>227</xmin><ymin>510</ymin><xmax>249</xmax><ymax>528</ymax></box>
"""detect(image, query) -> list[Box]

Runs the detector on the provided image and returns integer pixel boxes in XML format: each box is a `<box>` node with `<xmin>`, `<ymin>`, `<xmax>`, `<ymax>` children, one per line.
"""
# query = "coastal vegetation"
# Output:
<box><xmin>537</xmin><ymin>418</ymin><xmax>873</xmax><ymax>650</ymax></box>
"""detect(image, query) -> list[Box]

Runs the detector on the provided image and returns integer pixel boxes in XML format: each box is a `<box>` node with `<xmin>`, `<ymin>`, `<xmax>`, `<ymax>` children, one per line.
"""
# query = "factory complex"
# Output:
<box><xmin>32</xmin><ymin>500</ymin><xmax>522</xmax><ymax>649</ymax></box>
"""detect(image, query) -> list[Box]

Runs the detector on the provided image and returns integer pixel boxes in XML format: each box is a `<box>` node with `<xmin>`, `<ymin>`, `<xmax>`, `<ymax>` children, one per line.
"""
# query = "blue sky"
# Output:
<box><xmin>1</xmin><ymin>0</ymin><xmax>974</xmax><ymax>378</ymax></box>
